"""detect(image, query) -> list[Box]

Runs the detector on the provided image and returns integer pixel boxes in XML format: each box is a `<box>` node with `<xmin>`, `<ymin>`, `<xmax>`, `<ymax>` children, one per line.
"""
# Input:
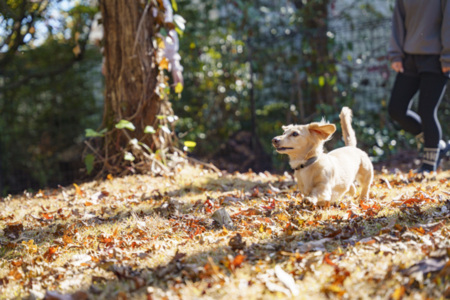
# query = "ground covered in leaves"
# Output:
<box><xmin>0</xmin><ymin>166</ymin><xmax>449</xmax><ymax>299</ymax></box>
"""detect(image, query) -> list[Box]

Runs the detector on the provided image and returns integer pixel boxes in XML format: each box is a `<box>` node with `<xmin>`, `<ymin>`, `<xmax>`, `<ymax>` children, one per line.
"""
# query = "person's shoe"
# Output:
<box><xmin>415</xmin><ymin>163</ymin><xmax>435</xmax><ymax>174</ymax></box>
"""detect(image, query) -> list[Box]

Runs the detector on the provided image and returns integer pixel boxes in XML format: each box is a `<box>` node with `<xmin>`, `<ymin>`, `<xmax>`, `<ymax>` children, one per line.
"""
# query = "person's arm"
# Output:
<box><xmin>441</xmin><ymin>0</ymin><xmax>450</xmax><ymax>73</ymax></box>
<box><xmin>388</xmin><ymin>0</ymin><xmax>406</xmax><ymax>70</ymax></box>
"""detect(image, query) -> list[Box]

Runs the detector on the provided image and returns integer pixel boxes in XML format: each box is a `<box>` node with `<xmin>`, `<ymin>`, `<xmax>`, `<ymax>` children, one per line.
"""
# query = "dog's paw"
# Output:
<box><xmin>304</xmin><ymin>196</ymin><xmax>331</xmax><ymax>208</ymax></box>
<box><xmin>317</xmin><ymin>200</ymin><xmax>331</xmax><ymax>208</ymax></box>
<box><xmin>303</xmin><ymin>196</ymin><xmax>317</xmax><ymax>207</ymax></box>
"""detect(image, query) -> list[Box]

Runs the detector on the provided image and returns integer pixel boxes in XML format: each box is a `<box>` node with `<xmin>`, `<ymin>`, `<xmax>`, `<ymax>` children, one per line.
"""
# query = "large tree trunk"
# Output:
<box><xmin>294</xmin><ymin>0</ymin><xmax>336</xmax><ymax>118</ymax></box>
<box><xmin>98</xmin><ymin>0</ymin><xmax>174</xmax><ymax>175</ymax></box>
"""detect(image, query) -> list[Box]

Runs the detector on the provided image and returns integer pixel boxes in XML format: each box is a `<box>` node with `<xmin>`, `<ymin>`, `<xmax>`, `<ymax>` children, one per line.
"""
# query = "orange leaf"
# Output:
<box><xmin>41</xmin><ymin>213</ymin><xmax>53</xmax><ymax>220</ymax></box>
<box><xmin>391</xmin><ymin>286</ymin><xmax>405</xmax><ymax>300</ymax></box>
<box><xmin>232</xmin><ymin>254</ymin><xmax>246</xmax><ymax>268</ymax></box>
<box><xmin>322</xmin><ymin>284</ymin><xmax>346</xmax><ymax>296</ymax></box>
<box><xmin>8</xmin><ymin>268</ymin><xmax>23</xmax><ymax>280</ymax></box>
<box><xmin>363</xmin><ymin>239</ymin><xmax>376</xmax><ymax>245</ymax></box>
<box><xmin>73</xmin><ymin>183</ymin><xmax>84</xmax><ymax>196</ymax></box>
<box><xmin>360</xmin><ymin>201</ymin><xmax>370</xmax><ymax>210</ymax></box>
<box><xmin>323</xmin><ymin>253</ymin><xmax>336</xmax><ymax>266</ymax></box>
<box><xmin>63</xmin><ymin>235</ymin><xmax>73</xmax><ymax>245</ymax></box>
<box><xmin>159</xmin><ymin>57</ymin><xmax>169</xmax><ymax>70</ymax></box>
<box><xmin>113</xmin><ymin>227</ymin><xmax>119</xmax><ymax>237</ymax></box>
<box><xmin>44</xmin><ymin>246</ymin><xmax>58</xmax><ymax>261</ymax></box>
<box><xmin>347</xmin><ymin>210</ymin><xmax>358</xmax><ymax>219</ymax></box>
<box><xmin>394</xmin><ymin>224</ymin><xmax>404</xmax><ymax>231</ymax></box>
<box><xmin>410</xmin><ymin>226</ymin><xmax>425</xmax><ymax>235</ymax></box>
<box><xmin>11</xmin><ymin>260</ymin><xmax>22</xmax><ymax>267</ymax></box>
<box><xmin>284</xmin><ymin>223</ymin><xmax>294</xmax><ymax>235</ymax></box>
<box><xmin>239</xmin><ymin>230</ymin><xmax>253</xmax><ymax>237</ymax></box>
<box><xmin>222</xmin><ymin>225</ymin><xmax>229</xmax><ymax>235</ymax></box>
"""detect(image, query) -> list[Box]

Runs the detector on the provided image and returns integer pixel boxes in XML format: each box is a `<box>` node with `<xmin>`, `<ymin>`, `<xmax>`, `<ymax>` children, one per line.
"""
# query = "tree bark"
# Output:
<box><xmin>98</xmin><ymin>0</ymin><xmax>174</xmax><ymax>175</ymax></box>
<box><xmin>294</xmin><ymin>0</ymin><xmax>336</xmax><ymax>115</ymax></box>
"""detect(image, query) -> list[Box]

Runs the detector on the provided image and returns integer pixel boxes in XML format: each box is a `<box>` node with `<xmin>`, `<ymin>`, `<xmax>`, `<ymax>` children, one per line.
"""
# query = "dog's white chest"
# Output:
<box><xmin>294</xmin><ymin>169</ymin><xmax>314</xmax><ymax>194</ymax></box>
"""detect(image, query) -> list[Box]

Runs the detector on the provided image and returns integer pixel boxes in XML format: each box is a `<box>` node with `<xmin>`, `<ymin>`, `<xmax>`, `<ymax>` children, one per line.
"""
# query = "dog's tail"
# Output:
<box><xmin>339</xmin><ymin>107</ymin><xmax>357</xmax><ymax>147</ymax></box>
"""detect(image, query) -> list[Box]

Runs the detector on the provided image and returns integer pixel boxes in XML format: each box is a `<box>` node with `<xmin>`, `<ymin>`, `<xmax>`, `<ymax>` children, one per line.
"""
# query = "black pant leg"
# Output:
<box><xmin>417</xmin><ymin>72</ymin><xmax>448</xmax><ymax>148</ymax></box>
<box><xmin>388</xmin><ymin>73</ymin><xmax>422</xmax><ymax>135</ymax></box>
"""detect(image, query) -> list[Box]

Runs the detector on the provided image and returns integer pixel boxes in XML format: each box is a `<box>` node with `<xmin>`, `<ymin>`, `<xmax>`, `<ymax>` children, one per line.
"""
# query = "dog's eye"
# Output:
<box><xmin>291</xmin><ymin>132</ymin><xmax>299</xmax><ymax>137</ymax></box>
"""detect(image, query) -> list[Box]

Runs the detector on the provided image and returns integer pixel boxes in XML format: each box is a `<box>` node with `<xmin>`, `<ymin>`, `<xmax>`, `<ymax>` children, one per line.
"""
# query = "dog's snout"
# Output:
<box><xmin>272</xmin><ymin>137</ymin><xmax>279</xmax><ymax>145</ymax></box>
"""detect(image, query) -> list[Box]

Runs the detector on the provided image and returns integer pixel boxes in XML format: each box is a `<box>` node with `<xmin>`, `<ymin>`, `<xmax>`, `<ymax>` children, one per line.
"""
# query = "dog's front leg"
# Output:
<box><xmin>303</xmin><ymin>183</ymin><xmax>332</xmax><ymax>207</ymax></box>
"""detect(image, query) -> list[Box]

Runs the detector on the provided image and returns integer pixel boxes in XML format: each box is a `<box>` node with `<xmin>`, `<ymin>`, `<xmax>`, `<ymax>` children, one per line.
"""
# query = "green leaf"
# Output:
<box><xmin>124</xmin><ymin>152</ymin><xmax>135</xmax><ymax>161</ymax></box>
<box><xmin>85</xmin><ymin>128</ymin><xmax>106</xmax><ymax>137</ymax></box>
<box><xmin>171</xmin><ymin>0</ymin><xmax>178</xmax><ymax>11</ymax></box>
<box><xmin>115</xmin><ymin>120</ymin><xmax>135</xmax><ymax>131</ymax></box>
<box><xmin>184</xmin><ymin>141</ymin><xmax>196</xmax><ymax>148</ymax></box>
<box><xmin>159</xmin><ymin>27</ymin><xmax>168</xmax><ymax>37</ymax></box>
<box><xmin>318</xmin><ymin>76</ymin><xmax>325</xmax><ymax>87</ymax></box>
<box><xmin>175</xmin><ymin>27</ymin><xmax>184</xmax><ymax>37</ymax></box>
<box><xmin>144</xmin><ymin>126</ymin><xmax>156</xmax><ymax>134</ymax></box>
<box><xmin>329</xmin><ymin>76</ymin><xmax>337</xmax><ymax>86</ymax></box>
<box><xmin>84</xmin><ymin>154</ymin><xmax>95</xmax><ymax>174</ymax></box>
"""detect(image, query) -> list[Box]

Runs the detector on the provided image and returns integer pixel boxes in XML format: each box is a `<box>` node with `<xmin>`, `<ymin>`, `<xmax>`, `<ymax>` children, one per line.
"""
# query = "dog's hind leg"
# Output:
<box><xmin>349</xmin><ymin>184</ymin><xmax>357</xmax><ymax>196</ymax></box>
<box><xmin>357</xmin><ymin>163</ymin><xmax>373</xmax><ymax>200</ymax></box>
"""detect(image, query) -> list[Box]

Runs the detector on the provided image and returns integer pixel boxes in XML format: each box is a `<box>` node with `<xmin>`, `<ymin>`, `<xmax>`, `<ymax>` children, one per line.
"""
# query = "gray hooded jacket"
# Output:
<box><xmin>388</xmin><ymin>0</ymin><xmax>450</xmax><ymax>68</ymax></box>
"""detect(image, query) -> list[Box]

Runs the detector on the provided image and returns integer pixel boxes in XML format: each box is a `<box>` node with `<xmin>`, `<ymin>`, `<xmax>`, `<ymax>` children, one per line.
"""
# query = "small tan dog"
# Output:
<box><xmin>272</xmin><ymin>107</ymin><xmax>373</xmax><ymax>207</ymax></box>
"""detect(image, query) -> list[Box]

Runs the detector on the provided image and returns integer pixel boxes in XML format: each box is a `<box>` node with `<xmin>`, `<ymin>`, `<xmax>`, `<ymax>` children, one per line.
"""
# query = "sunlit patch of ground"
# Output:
<box><xmin>0</xmin><ymin>165</ymin><xmax>449</xmax><ymax>299</ymax></box>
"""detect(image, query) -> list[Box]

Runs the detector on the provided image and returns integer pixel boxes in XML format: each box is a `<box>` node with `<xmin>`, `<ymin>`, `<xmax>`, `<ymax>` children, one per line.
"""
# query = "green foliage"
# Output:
<box><xmin>0</xmin><ymin>44</ymin><xmax>103</xmax><ymax>193</ymax></box>
<box><xmin>144</xmin><ymin>126</ymin><xmax>156</xmax><ymax>134</ymax></box>
<box><xmin>0</xmin><ymin>0</ymin><xmax>102</xmax><ymax>193</ymax></box>
<box><xmin>174</xmin><ymin>0</ymin><xmax>445</xmax><ymax>170</ymax></box>
<box><xmin>86</xmin><ymin>128</ymin><xmax>107</xmax><ymax>137</ymax></box>
<box><xmin>124</xmin><ymin>152</ymin><xmax>135</xmax><ymax>162</ymax></box>
<box><xmin>173</xmin><ymin>0</ymin><xmax>338</xmax><ymax>160</ymax></box>
<box><xmin>1</xmin><ymin>0</ymin><xmax>448</xmax><ymax>194</ymax></box>
<box><xmin>84</xmin><ymin>154</ymin><xmax>95</xmax><ymax>175</ymax></box>
<box><xmin>115</xmin><ymin>120</ymin><xmax>136</xmax><ymax>131</ymax></box>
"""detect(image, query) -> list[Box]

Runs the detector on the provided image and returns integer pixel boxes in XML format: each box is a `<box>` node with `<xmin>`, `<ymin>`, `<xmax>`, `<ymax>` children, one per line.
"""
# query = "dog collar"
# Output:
<box><xmin>293</xmin><ymin>156</ymin><xmax>318</xmax><ymax>171</ymax></box>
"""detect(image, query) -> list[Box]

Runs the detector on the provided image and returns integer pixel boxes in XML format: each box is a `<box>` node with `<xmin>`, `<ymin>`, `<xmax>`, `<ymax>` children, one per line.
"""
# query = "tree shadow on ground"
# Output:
<box><xmin>2</xmin><ymin>171</ymin><xmax>449</xmax><ymax>298</ymax></box>
<box><xmin>84</xmin><ymin>196</ymin><xmax>449</xmax><ymax>298</ymax></box>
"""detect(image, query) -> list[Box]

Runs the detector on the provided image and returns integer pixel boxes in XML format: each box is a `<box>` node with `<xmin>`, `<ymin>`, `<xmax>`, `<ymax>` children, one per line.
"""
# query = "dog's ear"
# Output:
<box><xmin>308</xmin><ymin>123</ymin><xmax>336</xmax><ymax>139</ymax></box>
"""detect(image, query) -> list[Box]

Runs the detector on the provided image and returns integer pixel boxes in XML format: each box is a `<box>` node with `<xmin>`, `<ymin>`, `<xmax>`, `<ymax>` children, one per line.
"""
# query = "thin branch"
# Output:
<box><xmin>133</xmin><ymin>1</ymin><xmax>151</xmax><ymax>54</ymax></box>
<box><xmin>84</xmin><ymin>140</ymin><xmax>105</xmax><ymax>161</ymax></box>
<box><xmin>174</xmin><ymin>148</ymin><xmax>222</xmax><ymax>174</ymax></box>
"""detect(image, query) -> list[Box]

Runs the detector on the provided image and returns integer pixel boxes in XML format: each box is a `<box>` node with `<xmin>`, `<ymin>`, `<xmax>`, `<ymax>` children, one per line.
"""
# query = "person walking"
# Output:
<box><xmin>388</xmin><ymin>0</ymin><xmax>450</xmax><ymax>173</ymax></box>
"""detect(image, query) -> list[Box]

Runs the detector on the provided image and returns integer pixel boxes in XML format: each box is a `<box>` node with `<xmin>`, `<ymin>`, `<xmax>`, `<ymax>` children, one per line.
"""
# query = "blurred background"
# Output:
<box><xmin>1</xmin><ymin>0</ymin><xmax>449</xmax><ymax>194</ymax></box>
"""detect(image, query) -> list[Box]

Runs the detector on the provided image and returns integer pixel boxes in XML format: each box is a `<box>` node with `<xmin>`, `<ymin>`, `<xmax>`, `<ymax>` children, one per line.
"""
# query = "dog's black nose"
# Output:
<box><xmin>272</xmin><ymin>137</ymin><xmax>279</xmax><ymax>145</ymax></box>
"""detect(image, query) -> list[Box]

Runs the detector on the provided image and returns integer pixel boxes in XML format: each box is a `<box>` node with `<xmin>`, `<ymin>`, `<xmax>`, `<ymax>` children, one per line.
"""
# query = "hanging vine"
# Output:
<box><xmin>83</xmin><ymin>0</ymin><xmax>191</xmax><ymax>178</ymax></box>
